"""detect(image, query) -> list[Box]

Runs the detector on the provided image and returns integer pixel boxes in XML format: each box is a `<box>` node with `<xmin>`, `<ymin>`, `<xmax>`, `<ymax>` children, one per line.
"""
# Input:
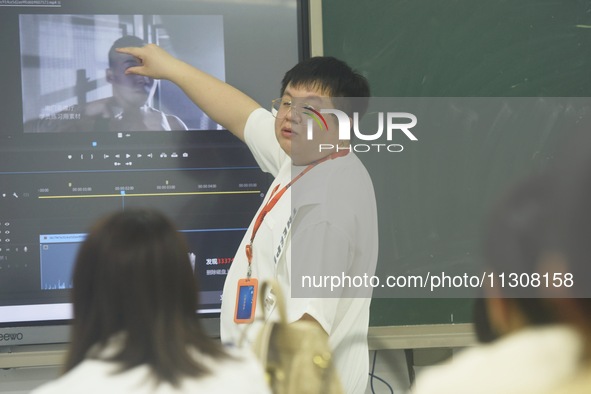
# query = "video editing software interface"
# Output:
<box><xmin>0</xmin><ymin>0</ymin><xmax>301</xmax><ymax>324</ymax></box>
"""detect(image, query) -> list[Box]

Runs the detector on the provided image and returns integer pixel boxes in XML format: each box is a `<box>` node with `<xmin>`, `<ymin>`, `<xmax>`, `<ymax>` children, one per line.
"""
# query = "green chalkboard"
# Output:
<box><xmin>322</xmin><ymin>0</ymin><xmax>591</xmax><ymax>327</ymax></box>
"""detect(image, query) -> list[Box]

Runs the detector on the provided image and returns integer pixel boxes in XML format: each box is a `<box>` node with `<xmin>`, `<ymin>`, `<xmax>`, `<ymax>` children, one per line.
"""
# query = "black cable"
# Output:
<box><xmin>370</xmin><ymin>349</ymin><xmax>377</xmax><ymax>393</ymax></box>
<box><xmin>369</xmin><ymin>350</ymin><xmax>394</xmax><ymax>394</ymax></box>
<box><xmin>369</xmin><ymin>373</ymin><xmax>395</xmax><ymax>393</ymax></box>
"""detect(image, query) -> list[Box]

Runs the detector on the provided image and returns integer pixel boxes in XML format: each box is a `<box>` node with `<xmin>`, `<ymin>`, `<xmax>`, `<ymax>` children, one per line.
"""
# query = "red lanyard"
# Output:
<box><xmin>245</xmin><ymin>150</ymin><xmax>348</xmax><ymax>278</ymax></box>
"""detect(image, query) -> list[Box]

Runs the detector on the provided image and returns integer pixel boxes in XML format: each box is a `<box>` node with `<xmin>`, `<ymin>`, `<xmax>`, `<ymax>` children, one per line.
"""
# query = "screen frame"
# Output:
<box><xmin>0</xmin><ymin>0</ymin><xmax>312</xmax><ymax>350</ymax></box>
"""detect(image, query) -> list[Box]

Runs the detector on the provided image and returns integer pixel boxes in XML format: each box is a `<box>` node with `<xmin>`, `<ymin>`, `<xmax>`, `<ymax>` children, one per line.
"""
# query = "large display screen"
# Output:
<box><xmin>0</xmin><ymin>0</ymin><xmax>307</xmax><ymax>331</ymax></box>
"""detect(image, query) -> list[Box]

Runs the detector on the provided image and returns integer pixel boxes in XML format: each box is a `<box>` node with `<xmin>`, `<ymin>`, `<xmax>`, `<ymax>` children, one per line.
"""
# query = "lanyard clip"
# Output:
<box><xmin>246</xmin><ymin>242</ymin><xmax>253</xmax><ymax>263</ymax></box>
<box><xmin>245</xmin><ymin>242</ymin><xmax>253</xmax><ymax>279</ymax></box>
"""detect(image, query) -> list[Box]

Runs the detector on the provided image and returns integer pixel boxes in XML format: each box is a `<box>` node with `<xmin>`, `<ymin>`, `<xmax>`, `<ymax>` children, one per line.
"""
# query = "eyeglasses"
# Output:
<box><xmin>271</xmin><ymin>98</ymin><xmax>318</xmax><ymax>118</ymax></box>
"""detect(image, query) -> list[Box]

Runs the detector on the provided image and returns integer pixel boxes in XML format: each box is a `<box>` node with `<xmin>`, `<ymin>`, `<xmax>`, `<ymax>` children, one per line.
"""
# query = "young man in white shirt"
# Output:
<box><xmin>117</xmin><ymin>44</ymin><xmax>378</xmax><ymax>393</ymax></box>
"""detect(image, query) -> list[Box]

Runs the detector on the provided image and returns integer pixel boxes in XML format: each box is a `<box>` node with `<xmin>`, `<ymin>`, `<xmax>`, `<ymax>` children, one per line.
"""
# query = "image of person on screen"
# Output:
<box><xmin>32</xmin><ymin>208</ymin><xmax>269</xmax><ymax>394</ymax></box>
<box><xmin>116</xmin><ymin>44</ymin><xmax>378</xmax><ymax>394</ymax></box>
<box><xmin>27</xmin><ymin>36</ymin><xmax>187</xmax><ymax>133</ymax></box>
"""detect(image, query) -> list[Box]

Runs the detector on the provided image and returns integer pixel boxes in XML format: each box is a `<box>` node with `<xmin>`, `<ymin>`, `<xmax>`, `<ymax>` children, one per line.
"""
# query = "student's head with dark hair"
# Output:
<box><xmin>65</xmin><ymin>208</ymin><xmax>226</xmax><ymax>386</ymax></box>
<box><xmin>480</xmin><ymin>174</ymin><xmax>558</xmax><ymax>336</ymax></box>
<box><xmin>542</xmin><ymin>130</ymin><xmax>591</xmax><ymax>334</ymax></box>
<box><xmin>472</xmin><ymin>297</ymin><xmax>498</xmax><ymax>343</ymax></box>
<box><xmin>483</xmin><ymin>175</ymin><xmax>549</xmax><ymax>292</ymax></box>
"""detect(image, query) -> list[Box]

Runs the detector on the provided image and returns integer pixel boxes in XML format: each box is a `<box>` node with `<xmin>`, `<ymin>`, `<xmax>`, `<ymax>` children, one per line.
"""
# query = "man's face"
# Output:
<box><xmin>107</xmin><ymin>52</ymin><xmax>155</xmax><ymax>108</ymax></box>
<box><xmin>274</xmin><ymin>84</ymin><xmax>344</xmax><ymax>166</ymax></box>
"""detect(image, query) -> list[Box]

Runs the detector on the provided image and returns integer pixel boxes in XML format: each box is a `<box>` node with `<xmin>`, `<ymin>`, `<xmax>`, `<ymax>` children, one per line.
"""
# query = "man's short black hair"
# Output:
<box><xmin>280</xmin><ymin>56</ymin><xmax>370</xmax><ymax>117</ymax></box>
<box><xmin>108</xmin><ymin>35</ymin><xmax>146</xmax><ymax>68</ymax></box>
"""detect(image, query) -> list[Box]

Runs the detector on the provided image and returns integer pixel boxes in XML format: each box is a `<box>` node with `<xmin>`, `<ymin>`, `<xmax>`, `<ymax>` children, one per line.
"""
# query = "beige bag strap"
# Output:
<box><xmin>238</xmin><ymin>279</ymin><xmax>287</xmax><ymax>349</ymax></box>
<box><xmin>252</xmin><ymin>279</ymin><xmax>287</xmax><ymax>371</ymax></box>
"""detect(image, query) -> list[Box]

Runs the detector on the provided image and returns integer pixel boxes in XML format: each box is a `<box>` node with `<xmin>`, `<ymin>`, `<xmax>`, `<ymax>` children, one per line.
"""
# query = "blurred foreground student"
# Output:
<box><xmin>542</xmin><ymin>131</ymin><xmax>591</xmax><ymax>394</ymax></box>
<box><xmin>32</xmin><ymin>209</ymin><xmax>270</xmax><ymax>394</ymax></box>
<box><xmin>412</xmin><ymin>173</ymin><xmax>589</xmax><ymax>394</ymax></box>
